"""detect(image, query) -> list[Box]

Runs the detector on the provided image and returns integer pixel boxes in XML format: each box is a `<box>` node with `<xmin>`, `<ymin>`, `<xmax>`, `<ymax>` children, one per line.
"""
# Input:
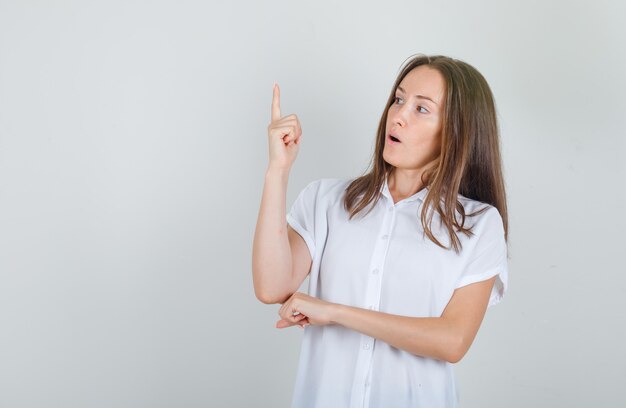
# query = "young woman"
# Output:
<box><xmin>252</xmin><ymin>53</ymin><xmax>509</xmax><ymax>408</ymax></box>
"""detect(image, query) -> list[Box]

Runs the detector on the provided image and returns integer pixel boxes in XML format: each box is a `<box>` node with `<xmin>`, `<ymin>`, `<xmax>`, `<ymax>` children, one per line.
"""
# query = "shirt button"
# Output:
<box><xmin>372</xmin><ymin>268</ymin><xmax>379</xmax><ymax>275</ymax></box>
<box><xmin>364</xmin><ymin>343</ymin><xmax>370</xmax><ymax>350</ymax></box>
<box><xmin>381</xmin><ymin>234</ymin><xmax>388</xmax><ymax>240</ymax></box>
<box><xmin>388</xmin><ymin>207</ymin><xmax>393</xmax><ymax>211</ymax></box>
<box><xmin>365</xmin><ymin>380</ymin><xmax>370</xmax><ymax>387</ymax></box>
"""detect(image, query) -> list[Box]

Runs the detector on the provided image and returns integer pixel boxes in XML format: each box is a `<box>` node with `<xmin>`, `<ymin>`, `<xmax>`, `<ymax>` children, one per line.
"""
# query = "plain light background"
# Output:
<box><xmin>1</xmin><ymin>0</ymin><xmax>625</xmax><ymax>407</ymax></box>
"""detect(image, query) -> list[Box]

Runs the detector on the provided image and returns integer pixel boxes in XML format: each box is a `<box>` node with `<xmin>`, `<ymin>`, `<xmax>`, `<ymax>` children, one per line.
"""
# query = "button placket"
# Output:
<box><xmin>362</xmin><ymin>352</ymin><xmax>375</xmax><ymax>408</ymax></box>
<box><xmin>350</xmin><ymin>204</ymin><xmax>396</xmax><ymax>408</ymax></box>
<box><xmin>365</xmin><ymin>206</ymin><xmax>396</xmax><ymax>312</ymax></box>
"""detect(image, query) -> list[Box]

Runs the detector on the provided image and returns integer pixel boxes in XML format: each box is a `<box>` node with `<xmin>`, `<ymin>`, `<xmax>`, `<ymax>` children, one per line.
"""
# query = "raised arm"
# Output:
<box><xmin>252</xmin><ymin>83</ymin><xmax>311</xmax><ymax>304</ymax></box>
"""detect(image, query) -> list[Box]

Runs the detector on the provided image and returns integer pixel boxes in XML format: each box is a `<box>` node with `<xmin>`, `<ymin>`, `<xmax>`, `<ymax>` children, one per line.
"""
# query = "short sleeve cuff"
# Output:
<box><xmin>287</xmin><ymin>213</ymin><xmax>316</xmax><ymax>260</ymax></box>
<box><xmin>455</xmin><ymin>267</ymin><xmax>507</xmax><ymax>308</ymax></box>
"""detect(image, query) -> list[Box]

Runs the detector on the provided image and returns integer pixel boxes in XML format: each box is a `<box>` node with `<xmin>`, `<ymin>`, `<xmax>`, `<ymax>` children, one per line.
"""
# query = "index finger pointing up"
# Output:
<box><xmin>271</xmin><ymin>82</ymin><xmax>281</xmax><ymax>121</ymax></box>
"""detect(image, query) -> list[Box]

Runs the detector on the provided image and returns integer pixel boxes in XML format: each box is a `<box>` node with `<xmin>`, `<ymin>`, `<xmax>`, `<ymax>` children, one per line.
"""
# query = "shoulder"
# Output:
<box><xmin>300</xmin><ymin>177</ymin><xmax>352</xmax><ymax>201</ymax></box>
<box><xmin>456</xmin><ymin>194</ymin><xmax>504</xmax><ymax>232</ymax></box>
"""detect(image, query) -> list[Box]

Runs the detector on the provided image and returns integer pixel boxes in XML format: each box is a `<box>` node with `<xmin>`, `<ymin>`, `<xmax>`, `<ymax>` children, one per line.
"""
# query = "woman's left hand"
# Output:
<box><xmin>276</xmin><ymin>292</ymin><xmax>336</xmax><ymax>329</ymax></box>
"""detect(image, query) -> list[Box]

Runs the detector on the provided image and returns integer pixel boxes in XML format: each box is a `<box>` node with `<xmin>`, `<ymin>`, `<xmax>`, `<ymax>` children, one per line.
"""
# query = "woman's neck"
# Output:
<box><xmin>387</xmin><ymin>169</ymin><xmax>427</xmax><ymax>202</ymax></box>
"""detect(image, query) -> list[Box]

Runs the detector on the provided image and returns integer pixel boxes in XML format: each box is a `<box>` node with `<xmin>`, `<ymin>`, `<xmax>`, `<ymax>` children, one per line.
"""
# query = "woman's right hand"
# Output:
<box><xmin>267</xmin><ymin>83</ymin><xmax>302</xmax><ymax>171</ymax></box>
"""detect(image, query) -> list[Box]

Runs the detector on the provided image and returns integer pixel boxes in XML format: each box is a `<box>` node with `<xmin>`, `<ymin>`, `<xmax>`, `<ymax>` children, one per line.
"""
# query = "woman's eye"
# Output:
<box><xmin>394</xmin><ymin>97</ymin><xmax>428</xmax><ymax>113</ymax></box>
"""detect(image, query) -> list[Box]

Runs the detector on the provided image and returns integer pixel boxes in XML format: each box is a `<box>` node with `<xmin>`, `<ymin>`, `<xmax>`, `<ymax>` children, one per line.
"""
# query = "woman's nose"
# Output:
<box><xmin>390</xmin><ymin>105</ymin><xmax>408</xmax><ymax>127</ymax></box>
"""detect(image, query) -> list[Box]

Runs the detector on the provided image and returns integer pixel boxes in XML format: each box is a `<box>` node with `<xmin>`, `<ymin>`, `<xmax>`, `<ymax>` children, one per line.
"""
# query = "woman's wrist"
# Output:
<box><xmin>266</xmin><ymin>165</ymin><xmax>291</xmax><ymax>178</ymax></box>
<box><xmin>329</xmin><ymin>303</ymin><xmax>347</xmax><ymax>325</ymax></box>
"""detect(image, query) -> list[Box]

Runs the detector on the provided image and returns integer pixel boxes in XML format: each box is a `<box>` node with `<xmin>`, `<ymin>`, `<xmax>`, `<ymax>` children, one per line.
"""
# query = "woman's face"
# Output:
<box><xmin>383</xmin><ymin>65</ymin><xmax>445</xmax><ymax>172</ymax></box>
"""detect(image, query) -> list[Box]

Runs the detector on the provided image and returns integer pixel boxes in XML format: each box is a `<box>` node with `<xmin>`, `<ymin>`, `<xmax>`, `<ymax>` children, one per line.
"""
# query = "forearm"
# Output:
<box><xmin>331</xmin><ymin>304</ymin><xmax>463</xmax><ymax>363</ymax></box>
<box><xmin>252</xmin><ymin>167</ymin><xmax>293</xmax><ymax>303</ymax></box>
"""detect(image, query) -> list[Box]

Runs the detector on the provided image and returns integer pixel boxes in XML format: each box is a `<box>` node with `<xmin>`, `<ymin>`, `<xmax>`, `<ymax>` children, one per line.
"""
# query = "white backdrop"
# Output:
<box><xmin>1</xmin><ymin>1</ymin><xmax>624</xmax><ymax>407</ymax></box>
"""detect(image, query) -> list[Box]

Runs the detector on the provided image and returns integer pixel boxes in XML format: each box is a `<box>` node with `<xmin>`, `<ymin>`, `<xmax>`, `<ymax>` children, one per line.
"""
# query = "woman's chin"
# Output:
<box><xmin>382</xmin><ymin>151</ymin><xmax>397</xmax><ymax>167</ymax></box>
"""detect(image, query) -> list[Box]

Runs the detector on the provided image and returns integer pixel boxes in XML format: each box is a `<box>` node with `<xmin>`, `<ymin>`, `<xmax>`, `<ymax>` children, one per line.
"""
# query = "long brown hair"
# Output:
<box><xmin>343</xmin><ymin>53</ymin><xmax>508</xmax><ymax>254</ymax></box>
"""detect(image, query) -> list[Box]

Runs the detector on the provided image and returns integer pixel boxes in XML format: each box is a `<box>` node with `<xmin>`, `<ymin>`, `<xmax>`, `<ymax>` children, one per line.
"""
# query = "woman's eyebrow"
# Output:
<box><xmin>397</xmin><ymin>86</ymin><xmax>439</xmax><ymax>106</ymax></box>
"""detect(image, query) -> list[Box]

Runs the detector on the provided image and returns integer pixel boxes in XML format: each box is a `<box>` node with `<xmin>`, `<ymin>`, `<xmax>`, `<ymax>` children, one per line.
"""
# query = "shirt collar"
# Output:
<box><xmin>380</xmin><ymin>174</ymin><xmax>430</xmax><ymax>204</ymax></box>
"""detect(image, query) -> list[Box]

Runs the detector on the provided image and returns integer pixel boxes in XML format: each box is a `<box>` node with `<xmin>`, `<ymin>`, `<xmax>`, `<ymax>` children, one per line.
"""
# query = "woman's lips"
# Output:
<box><xmin>388</xmin><ymin>133</ymin><xmax>401</xmax><ymax>144</ymax></box>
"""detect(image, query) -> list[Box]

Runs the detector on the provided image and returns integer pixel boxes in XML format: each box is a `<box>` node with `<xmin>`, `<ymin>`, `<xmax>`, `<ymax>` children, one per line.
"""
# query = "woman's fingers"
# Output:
<box><xmin>270</xmin><ymin>126</ymin><xmax>299</xmax><ymax>145</ymax></box>
<box><xmin>276</xmin><ymin>319</ymin><xmax>296</xmax><ymax>329</ymax></box>
<box><xmin>271</xmin><ymin>117</ymin><xmax>299</xmax><ymax>128</ymax></box>
<box><xmin>278</xmin><ymin>294</ymin><xmax>292</xmax><ymax>316</ymax></box>
<box><xmin>271</xmin><ymin>83</ymin><xmax>281</xmax><ymax>122</ymax></box>
<box><xmin>292</xmin><ymin>312</ymin><xmax>306</xmax><ymax>321</ymax></box>
<box><xmin>271</xmin><ymin>126</ymin><xmax>296</xmax><ymax>143</ymax></box>
<box><xmin>276</xmin><ymin>292</ymin><xmax>311</xmax><ymax>329</ymax></box>
<box><xmin>276</xmin><ymin>316</ymin><xmax>310</xmax><ymax>329</ymax></box>
<box><xmin>280</xmin><ymin>306</ymin><xmax>304</xmax><ymax>323</ymax></box>
<box><xmin>278</xmin><ymin>294</ymin><xmax>304</xmax><ymax>325</ymax></box>
<box><xmin>276</xmin><ymin>315</ymin><xmax>305</xmax><ymax>327</ymax></box>
<box><xmin>266</xmin><ymin>82</ymin><xmax>302</xmax><ymax>170</ymax></box>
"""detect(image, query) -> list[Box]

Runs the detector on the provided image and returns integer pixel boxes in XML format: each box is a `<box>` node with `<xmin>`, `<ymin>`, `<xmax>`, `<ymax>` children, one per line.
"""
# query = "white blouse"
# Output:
<box><xmin>286</xmin><ymin>175</ymin><xmax>508</xmax><ymax>408</ymax></box>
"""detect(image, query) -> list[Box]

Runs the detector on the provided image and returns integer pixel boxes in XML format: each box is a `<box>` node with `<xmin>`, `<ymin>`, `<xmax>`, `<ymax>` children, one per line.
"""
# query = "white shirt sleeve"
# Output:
<box><xmin>286</xmin><ymin>180</ymin><xmax>320</xmax><ymax>261</ymax></box>
<box><xmin>455</xmin><ymin>206</ymin><xmax>509</xmax><ymax>307</ymax></box>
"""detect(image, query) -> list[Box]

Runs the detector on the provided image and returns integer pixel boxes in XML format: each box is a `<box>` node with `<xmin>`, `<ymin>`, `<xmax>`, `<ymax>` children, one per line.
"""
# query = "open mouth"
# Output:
<box><xmin>389</xmin><ymin>134</ymin><xmax>401</xmax><ymax>143</ymax></box>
